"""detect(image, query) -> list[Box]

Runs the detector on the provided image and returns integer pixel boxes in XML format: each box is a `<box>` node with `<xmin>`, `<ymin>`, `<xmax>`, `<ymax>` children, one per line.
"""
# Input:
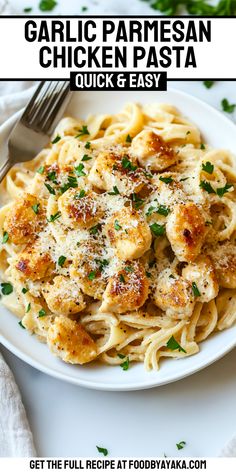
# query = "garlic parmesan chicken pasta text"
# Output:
<box><xmin>1</xmin><ymin>102</ymin><xmax>236</xmax><ymax>371</ymax></box>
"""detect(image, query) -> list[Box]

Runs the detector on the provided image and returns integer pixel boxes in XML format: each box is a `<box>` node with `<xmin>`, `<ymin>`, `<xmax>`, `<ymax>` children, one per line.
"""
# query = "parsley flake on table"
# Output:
<box><xmin>24</xmin><ymin>7</ymin><xmax>32</xmax><ymax>12</ymax></box>
<box><xmin>75</xmin><ymin>125</ymin><xmax>90</xmax><ymax>138</ymax></box>
<box><xmin>203</xmin><ymin>80</ymin><xmax>214</xmax><ymax>89</ymax></box>
<box><xmin>192</xmin><ymin>282</ymin><xmax>201</xmax><ymax>297</ymax></box>
<box><xmin>216</xmin><ymin>183</ymin><xmax>233</xmax><ymax>197</ymax></box>
<box><xmin>58</xmin><ymin>255</ymin><xmax>66</xmax><ymax>267</ymax></box>
<box><xmin>176</xmin><ymin>441</ymin><xmax>186</xmax><ymax>450</ymax></box>
<box><xmin>202</xmin><ymin>161</ymin><xmax>214</xmax><ymax>174</ymax></box>
<box><xmin>51</xmin><ymin>135</ymin><xmax>61</xmax><ymax>144</ymax></box>
<box><xmin>166</xmin><ymin>335</ymin><xmax>186</xmax><ymax>354</ymax></box>
<box><xmin>47</xmin><ymin>212</ymin><xmax>61</xmax><ymax>223</ymax></box>
<box><xmin>81</xmin><ymin>6</ymin><xmax>88</xmax><ymax>11</ymax></box>
<box><xmin>1</xmin><ymin>283</ymin><xmax>13</xmax><ymax>296</ymax></box>
<box><xmin>2</xmin><ymin>231</ymin><xmax>9</xmax><ymax>244</ymax></box>
<box><xmin>96</xmin><ymin>446</ymin><xmax>108</xmax><ymax>456</ymax></box>
<box><xmin>150</xmin><ymin>223</ymin><xmax>165</xmax><ymax>237</ymax></box>
<box><xmin>39</xmin><ymin>0</ymin><xmax>57</xmax><ymax>11</ymax></box>
<box><xmin>221</xmin><ymin>98</ymin><xmax>236</xmax><ymax>113</ymax></box>
<box><xmin>199</xmin><ymin>180</ymin><xmax>216</xmax><ymax>194</ymax></box>
<box><xmin>159</xmin><ymin>176</ymin><xmax>173</xmax><ymax>184</ymax></box>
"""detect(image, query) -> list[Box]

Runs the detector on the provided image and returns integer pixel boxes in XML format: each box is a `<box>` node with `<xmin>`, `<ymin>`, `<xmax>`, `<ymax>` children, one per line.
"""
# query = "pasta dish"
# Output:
<box><xmin>0</xmin><ymin>102</ymin><xmax>236</xmax><ymax>371</ymax></box>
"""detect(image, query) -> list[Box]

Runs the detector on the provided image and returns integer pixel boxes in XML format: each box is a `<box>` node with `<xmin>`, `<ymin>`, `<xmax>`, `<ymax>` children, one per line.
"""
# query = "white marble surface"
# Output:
<box><xmin>1</xmin><ymin>79</ymin><xmax>236</xmax><ymax>457</ymax></box>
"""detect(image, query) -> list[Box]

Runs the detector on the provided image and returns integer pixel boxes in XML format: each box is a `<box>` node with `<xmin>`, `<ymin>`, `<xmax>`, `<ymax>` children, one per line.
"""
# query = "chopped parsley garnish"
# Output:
<box><xmin>200</xmin><ymin>143</ymin><xmax>206</xmax><ymax>150</ymax></box>
<box><xmin>75</xmin><ymin>163</ymin><xmax>86</xmax><ymax>177</ymax></box>
<box><xmin>39</xmin><ymin>0</ymin><xmax>57</xmax><ymax>11</ymax></box>
<box><xmin>24</xmin><ymin>7</ymin><xmax>32</xmax><ymax>12</ymax></box>
<box><xmin>203</xmin><ymin>80</ymin><xmax>214</xmax><ymax>89</ymax></box>
<box><xmin>120</xmin><ymin>357</ymin><xmax>130</xmax><ymax>371</ymax></box>
<box><xmin>159</xmin><ymin>176</ymin><xmax>173</xmax><ymax>184</ymax></box>
<box><xmin>132</xmin><ymin>193</ymin><xmax>145</xmax><ymax>209</ymax></box>
<box><xmin>216</xmin><ymin>183</ymin><xmax>233</xmax><ymax>197</ymax></box>
<box><xmin>114</xmin><ymin>220</ymin><xmax>122</xmax><ymax>231</ymax></box>
<box><xmin>38</xmin><ymin>309</ymin><xmax>46</xmax><ymax>317</ymax></box>
<box><xmin>88</xmin><ymin>271</ymin><xmax>96</xmax><ymax>281</ymax></box>
<box><xmin>51</xmin><ymin>135</ymin><xmax>61</xmax><ymax>144</ymax></box>
<box><xmin>75</xmin><ymin>125</ymin><xmax>90</xmax><ymax>138</ymax></box>
<box><xmin>166</xmin><ymin>336</ymin><xmax>186</xmax><ymax>354</ymax></box>
<box><xmin>81</xmin><ymin>154</ymin><xmax>92</xmax><ymax>161</ymax></box>
<box><xmin>31</xmin><ymin>203</ymin><xmax>40</xmax><ymax>214</ymax></box>
<box><xmin>176</xmin><ymin>441</ymin><xmax>186</xmax><ymax>450</ymax></box>
<box><xmin>150</xmin><ymin>223</ymin><xmax>165</xmax><ymax>237</ymax></box>
<box><xmin>119</xmin><ymin>274</ymin><xmax>125</xmax><ymax>283</ymax></box>
<box><xmin>202</xmin><ymin>161</ymin><xmax>214</xmax><ymax>174</ymax></box>
<box><xmin>74</xmin><ymin>189</ymin><xmax>86</xmax><ymax>199</ymax></box>
<box><xmin>180</xmin><ymin>177</ymin><xmax>189</xmax><ymax>182</ymax></box>
<box><xmin>2</xmin><ymin>231</ymin><xmax>9</xmax><ymax>244</ymax></box>
<box><xmin>126</xmin><ymin>134</ymin><xmax>132</xmax><ymax>143</ymax></box>
<box><xmin>1</xmin><ymin>283</ymin><xmax>13</xmax><ymax>295</ymax></box>
<box><xmin>96</xmin><ymin>446</ymin><xmax>108</xmax><ymax>456</ymax></box>
<box><xmin>26</xmin><ymin>303</ymin><xmax>31</xmax><ymax>313</ymax></box>
<box><xmin>22</xmin><ymin>288</ymin><xmax>29</xmax><ymax>294</ymax></box>
<box><xmin>44</xmin><ymin>183</ymin><xmax>56</xmax><ymax>195</ymax></box>
<box><xmin>108</xmin><ymin>186</ymin><xmax>120</xmax><ymax>195</ymax></box>
<box><xmin>199</xmin><ymin>180</ymin><xmax>216</xmax><ymax>194</ymax></box>
<box><xmin>118</xmin><ymin>353</ymin><xmax>126</xmax><ymax>359</ymax></box>
<box><xmin>85</xmin><ymin>141</ymin><xmax>91</xmax><ymax>149</ymax></box>
<box><xmin>37</xmin><ymin>166</ymin><xmax>45</xmax><ymax>174</ymax></box>
<box><xmin>221</xmin><ymin>98</ymin><xmax>236</xmax><ymax>114</ymax></box>
<box><xmin>90</xmin><ymin>224</ymin><xmax>100</xmax><ymax>235</ymax></box>
<box><xmin>96</xmin><ymin>259</ymin><xmax>109</xmax><ymax>272</ymax></box>
<box><xmin>192</xmin><ymin>282</ymin><xmax>201</xmax><ymax>297</ymax></box>
<box><xmin>121</xmin><ymin>156</ymin><xmax>137</xmax><ymax>172</ymax></box>
<box><xmin>47</xmin><ymin>170</ymin><xmax>57</xmax><ymax>183</ymax></box>
<box><xmin>146</xmin><ymin>205</ymin><xmax>169</xmax><ymax>217</ymax></box>
<box><xmin>47</xmin><ymin>211</ymin><xmax>61</xmax><ymax>223</ymax></box>
<box><xmin>58</xmin><ymin>255</ymin><xmax>66</xmax><ymax>267</ymax></box>
<box><xmin>59</xmin><ymin>176</ymin><xmax>78</xmax><ymax>194</ymax></box>
<box><xmin>124</xmin><ymin>266</ymin><xmax>134</xmax><ymax>273</ymax></box>
<box><xmin>18</xmin><ymin>320</ymin><xmax>25</xmax><ymax>329</ymax></box>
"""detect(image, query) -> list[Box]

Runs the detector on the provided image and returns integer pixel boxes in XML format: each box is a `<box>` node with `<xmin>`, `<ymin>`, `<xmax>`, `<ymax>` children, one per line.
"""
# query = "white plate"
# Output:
<box><xmin>0</xmin><ymin>88</ymin><xmax>236</xmax><ymax>391</ymax></box>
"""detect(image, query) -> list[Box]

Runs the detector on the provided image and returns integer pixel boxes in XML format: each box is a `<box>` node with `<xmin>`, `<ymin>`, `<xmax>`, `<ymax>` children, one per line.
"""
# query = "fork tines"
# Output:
<box><xmin>21</xmin><ymin>81</ymin><xmax>71</xmax><ymax>135</ymax></box>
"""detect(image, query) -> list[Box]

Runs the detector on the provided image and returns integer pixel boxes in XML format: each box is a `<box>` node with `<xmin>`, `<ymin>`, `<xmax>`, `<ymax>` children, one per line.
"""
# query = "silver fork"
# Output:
<box><xmin>0</xmin><ymin>81</ymin><xmax>72</xmax><ymax>182</ymax></box>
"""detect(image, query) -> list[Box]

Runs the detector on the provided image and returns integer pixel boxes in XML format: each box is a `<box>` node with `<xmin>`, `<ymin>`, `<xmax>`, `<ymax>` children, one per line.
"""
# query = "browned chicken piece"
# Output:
<box><xmin>131</xmin><ymin>130</ymin><xmax>177</xmax><ymax>171</ymax></box>
<box><xmin>15</xmin><ymin>240</ymin><xmax>54</xmax><ymax>281</ymax></box>
<box><xmin>42</xmin><ymin>276</ymin><xmax>86</xmax><ymax>315</ymax></box>
<box><xmin>154</xmin><ymin>267</ymin><xmax>195</xmax><ymax>319</ymax></box>
<box><xmin>88</xmin><ymin>151</ymin><xmax>146</xmax><ymax>195</ymax></box>
<box><xmin>104</xmin><ymin>206</ymin><xmax>151</xmax><ymax>260</ymax></box>
<box><xmin>166</xmin><ymin>202</ymin><xmax>207</xmax><ymax>262</ymax></box>
<box><xmin>47</xmin><ymin>316</ymin><xmax>97</xmax><ymax>364</ymax></box>
<box><xmin>58</xmin><ymin>188</ymin><xmax>104</xmax><ymax>230</ymax></box>
<box><xmin>182</xmin><ymin>255</ymin><xmax>219</xmax><ymax>303</ymax></box>
<box><xmin>208</xmin><ymin>242</ymin><xmax>236</xmax><ymax>288</ymax></box>
<box><xmin>70</xmin><ymin>240</ymin><xmax>107</xmax><ymax>300</ymax></box>
<box><xmin>100</xmin><ymin>261</ymin><xmax>149</xmax><ymax>313</ymax></box>
<box><xmin>3</xmin><ymin>193</ymin><xmax>45</xmax><ymax>245</ymax></box>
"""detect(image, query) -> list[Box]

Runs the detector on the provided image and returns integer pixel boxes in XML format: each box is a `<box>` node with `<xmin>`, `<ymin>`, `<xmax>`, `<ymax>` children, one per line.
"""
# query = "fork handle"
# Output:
<box><xmin>0</xmin><ymin>158</ymin><xmax>12</xmax><ymax>183</ymax></box>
